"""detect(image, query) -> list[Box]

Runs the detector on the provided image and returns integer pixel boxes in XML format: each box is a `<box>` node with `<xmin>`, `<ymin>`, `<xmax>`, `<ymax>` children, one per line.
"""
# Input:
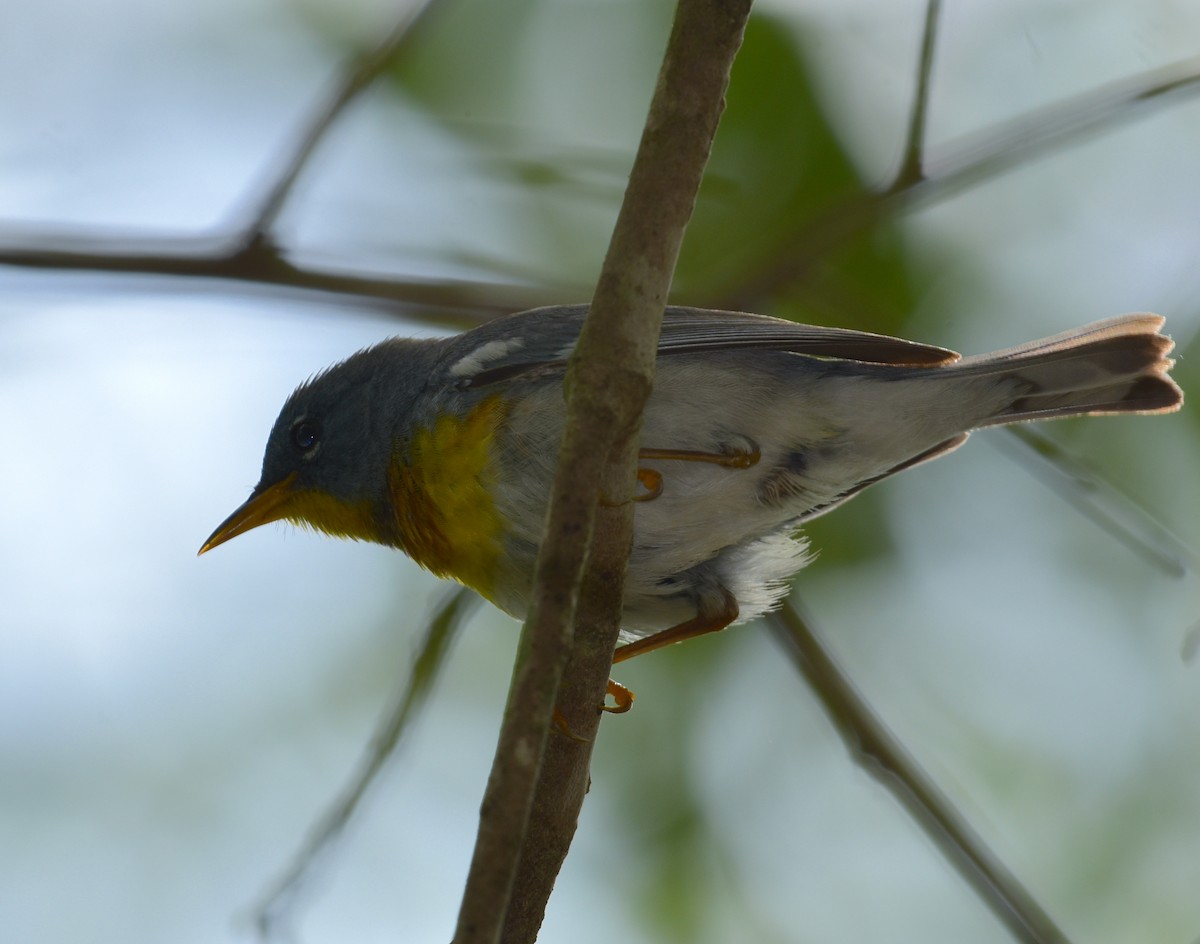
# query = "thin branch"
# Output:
<box><xmin>914</xmin><ymin>57</ymin><xmax>1200</xmax><ymax>204</ymax></box>
<box><xmin>768</xmin><ymin>602</ymin><xmax>1073</xmax><ymax>944</ymax></box>
<box><xmin>992</xmin><ymin>426</ymin><xmax>1194</xmax><ymax>579</ymax></box>
<box><xmin>5</xmin><ymin>58</ymin><xmax>1199</xmax><ymax>320</ymax></box>
<box><xmin>890</xmin><ymin>0</ymin><xmax>943</xmax><ymax>190</ymax></box>
<box><xmin>0</xmin><ymin>231</ymin><xmax>555</xmax><ymax>328</ymax></box>
<box><xmin>234</xmin><ymin>0</ymin><xmax>446</xmax><ymax>248</ymax></box>
<box><xmin>725</xmin><ymin>54</ymin><xmax>1200</xmax><ymax>309</ymax></box>
<box><xmin>452</xmin><ymin>3</ymin><xmax>754</xmax><ymax>942</ymax></box>
<box><xmin>248</xmin><ymin>587</ymin><xmax>478</xmax><ymax>941</ymax></box>
<box><xmin>0</xmin><ymin>0</ymin><xmax>551</xmax><ymax>329</ymax></box>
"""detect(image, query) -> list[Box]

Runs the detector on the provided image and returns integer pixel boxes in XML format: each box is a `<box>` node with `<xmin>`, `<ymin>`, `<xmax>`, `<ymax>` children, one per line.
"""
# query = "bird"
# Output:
<box><xmin>199</xmin><ymin>305</ymin><xmax>1182</xmax><ymax>685</ymax></box>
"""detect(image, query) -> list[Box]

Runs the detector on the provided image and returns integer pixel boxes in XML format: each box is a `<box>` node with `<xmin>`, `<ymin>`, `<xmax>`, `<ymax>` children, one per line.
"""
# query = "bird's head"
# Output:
<box><xmin>199</xmin><ymin>341</ymin><xmax>428</xmax><ymax>554</ymax></box>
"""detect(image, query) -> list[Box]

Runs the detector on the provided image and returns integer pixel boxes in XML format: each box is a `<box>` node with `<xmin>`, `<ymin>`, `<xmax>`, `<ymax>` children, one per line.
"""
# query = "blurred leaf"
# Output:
<box><xmin>678</xmin><ymin>15</ymin><xmax>929</xmax><ymax>341</ymax></box>
<box><xmin>802</xmin><ymin>489</ymin><xmax>897</xmax><ymax>569</ymax></box>
<box><xmin>679</xmin><ymin>16</ymin><xmax>860</xmax><ymax>296</ymax></box>
<box><xmin>387</xmin><ymin>0</ymin><xmax>541</xmax><ymax>123</ymax></box>
<box><xmin>386</xmin><ymin>0</ymin><xmax>676</xmax><ymax>290</ymax></box>
<box><xmin>605</xmin><ymin>651</ymin><xmax>726</xmax><ymax>942</ymax></box>
<box><xmin>387</xmin><ymin>0</ymin><xmax>669</xmax><ymax>146</ymax></box>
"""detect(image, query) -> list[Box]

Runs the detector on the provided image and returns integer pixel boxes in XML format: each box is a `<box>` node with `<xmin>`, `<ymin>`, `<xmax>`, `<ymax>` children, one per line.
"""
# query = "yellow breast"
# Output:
<box><xmin>388</xmin><ymin>395</ymin><xmax>509</xmax><ymax>599</ymax></box>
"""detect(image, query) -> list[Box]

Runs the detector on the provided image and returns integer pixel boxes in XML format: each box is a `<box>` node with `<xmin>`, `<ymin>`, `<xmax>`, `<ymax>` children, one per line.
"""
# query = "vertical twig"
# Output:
<box><xmin>452</xmin><ymin>3</ymin><xmax>755</xmax><ymax>943</ymax></box>
<box><xmin>724</xmin><ymin>55</ymin><xmax>1200</xmax><ymax>311</ymax></box>
<box><xmin>891</xmin><ymin>0</ymin><xmax>942</xmax><ymax>190</ymax></box>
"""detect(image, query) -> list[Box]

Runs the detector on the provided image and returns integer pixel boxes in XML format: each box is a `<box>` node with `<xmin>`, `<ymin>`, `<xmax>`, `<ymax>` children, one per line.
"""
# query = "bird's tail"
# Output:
<box><xmin>950</xmin><ymin>313</ymin><xmax>1183</xmax><ymax>426</ymax></box>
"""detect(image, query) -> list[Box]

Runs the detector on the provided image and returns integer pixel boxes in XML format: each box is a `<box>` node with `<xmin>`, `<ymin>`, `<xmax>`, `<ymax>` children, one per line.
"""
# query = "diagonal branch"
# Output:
<box><xmin>0</xmin><ymin>231</ymin><xmax>556</xmax><ymax>328</ymax></box>
<box><xmin>247</xmin><ymin>586</ymin><xmax>477</xmax><ymax>940</ymax></box>
<box><xmin>723</xmin><ymin>53</ymin><xmax>1200</xmax><ymax>309</ymax></box>
<box><xmin>991</xmin><ymin>426</ymin><xmax>1195</xmax><ymax>579</ymax></box>
<box><xmin>4</xmin><ymin>57</ymin><xmax>1199</xmax><ymax>322</ymax></box>
<box><xmin>234</xmin><ymin>0</ymin><xmax>447</xmax><ymax>249</ymax></box>
<box><xmin>452</xmin><ymin>3</ymin><xmax>754</xmax><ymax>942</ymax></box>
<box><xmin>768</xmin><ymin>602</ymin><xmax>1073</xmax><ymax>944</ymax></box>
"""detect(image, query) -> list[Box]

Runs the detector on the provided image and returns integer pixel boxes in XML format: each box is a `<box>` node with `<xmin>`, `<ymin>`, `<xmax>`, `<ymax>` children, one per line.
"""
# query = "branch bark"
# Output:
<box><xmin>452</xmin><ymin>3</ymin><xmax>753</xmax><ymax>943</ymax></box>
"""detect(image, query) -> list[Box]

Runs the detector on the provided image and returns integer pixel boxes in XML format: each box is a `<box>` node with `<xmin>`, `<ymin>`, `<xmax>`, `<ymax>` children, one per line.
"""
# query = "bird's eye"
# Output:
<box><xmin>290</xmin><ymin>419</ymin><xmax>320</xmax><ymax>452</ymax></box>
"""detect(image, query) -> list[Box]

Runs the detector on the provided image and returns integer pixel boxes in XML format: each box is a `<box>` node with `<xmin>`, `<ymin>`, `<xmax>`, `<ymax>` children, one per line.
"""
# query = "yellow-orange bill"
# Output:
<box><xmin>197</xmin><ymin>473</ymin><xmax>298</xmax><ymax>555</ymax></box>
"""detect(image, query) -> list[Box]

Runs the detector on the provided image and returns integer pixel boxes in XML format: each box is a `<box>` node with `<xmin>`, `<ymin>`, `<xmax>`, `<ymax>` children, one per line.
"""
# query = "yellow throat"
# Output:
<box><xmin>387</xmin><ymin>395</ymin><xmax>509</xmax><ymax>598</ymax></box>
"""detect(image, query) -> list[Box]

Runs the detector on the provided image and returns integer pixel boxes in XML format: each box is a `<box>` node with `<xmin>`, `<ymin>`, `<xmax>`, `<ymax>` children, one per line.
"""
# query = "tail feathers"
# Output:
<box><xmin>1000</xmin><ymin>375</ymin><xmax>1182</xmax><ymax>423</ymax></box>
<box><xmin>953</xmin><ymin>313</ymin><xmax>1183</xmax><ymax>427</ymax></box>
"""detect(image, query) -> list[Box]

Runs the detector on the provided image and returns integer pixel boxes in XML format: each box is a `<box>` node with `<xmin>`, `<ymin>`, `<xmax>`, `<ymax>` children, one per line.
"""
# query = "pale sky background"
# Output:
<box><xmin>3</xmin><ymin>1</ymin><xmax>1200</xmax><ymax>943</ymax></box>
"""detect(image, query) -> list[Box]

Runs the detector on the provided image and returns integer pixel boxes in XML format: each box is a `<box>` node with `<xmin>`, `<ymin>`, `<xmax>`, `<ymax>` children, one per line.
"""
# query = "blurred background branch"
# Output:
<box><xmin>3</xmin><ymin>41</ymin><xmax>1199</xmax><ymax>329</ymax></box>
<box><xmin>3</xmin><ymin>1</ymin><xmax>1198</xmax><ymax>943</ymax></box>
<box><xmin>233</xmin><ymin>0</ymin><xmax>446</xmax><ymax>249</ymax></box>
<box><xmin>249</xmin><ymin>586</ymin><xmax>477</xmax><ymax>939</ymax></box>
<box><xmin>769</xmin><ymin>601</ymin><xmax>1071</xmax><ymax>944</ymax></box>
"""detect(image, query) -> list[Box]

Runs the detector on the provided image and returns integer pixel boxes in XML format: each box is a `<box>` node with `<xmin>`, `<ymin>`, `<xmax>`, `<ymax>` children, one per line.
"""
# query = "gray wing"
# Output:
<box><xmin>445</xmin><ymin>304</ymin><xmax>959</xmax><ymax>389</ymax></box>
<box><xmin>656</xmin><ymin>307</ymin><xmax>959</xmax><ymax>365</ymax></box>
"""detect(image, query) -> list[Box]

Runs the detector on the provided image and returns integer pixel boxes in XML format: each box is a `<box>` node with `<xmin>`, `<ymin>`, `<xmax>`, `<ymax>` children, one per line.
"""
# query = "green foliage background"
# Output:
<box><xmin>3</xmin><ymin>1</ymin><xmax>1199</xmax><ymax>942</ymax></box>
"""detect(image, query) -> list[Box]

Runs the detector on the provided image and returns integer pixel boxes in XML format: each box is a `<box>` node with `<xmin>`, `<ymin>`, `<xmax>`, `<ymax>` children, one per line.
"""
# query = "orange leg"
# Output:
<box><xmin>639</xmin><ymin>445</ymin><xmax>761</xmax><ymax>470</ymax></box>
<box><xmin>602</xmin><ymin>467</ymin><xmax>662</xmax><ymax>507</ymax></box>
<box><xmin>613</xmin><ymin>595</ymin><xmax>740</xmax><ymax>665</ymax></box>
<box><xmin>552</xmin><ymin>680</ymin><xmax>636</xmax><ymax>740</ymax></box>
<box><xmin>635</xmin><ymin>467</ymin><xmax>663</xmax><ymax>501</ymax></box>
<box><xmin>602</xmin><ymin>678</ymin><xmax>635</xmax><ymax>713</ymax></box>
<box><xmin>555</xmin><ymin>596</ymin><xmax>738</xmax><ymax>732</ymax></box>
<box><xmin>633</xmin><ymin>444</ymin><xmax>758</xmax><ymax>505</ymax></box>
<box><xmin>613</xmin><ymin>468</ymin><xmax>744</xmax><ymax>712</ymax></box>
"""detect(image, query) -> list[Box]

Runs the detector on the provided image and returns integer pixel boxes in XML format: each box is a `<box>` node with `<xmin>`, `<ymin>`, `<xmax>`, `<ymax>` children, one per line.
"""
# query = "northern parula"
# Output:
<box><xmin>200</xmin><ymin>305</ymin><xmax>1182</xmax><ymax>665</ymax></box>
